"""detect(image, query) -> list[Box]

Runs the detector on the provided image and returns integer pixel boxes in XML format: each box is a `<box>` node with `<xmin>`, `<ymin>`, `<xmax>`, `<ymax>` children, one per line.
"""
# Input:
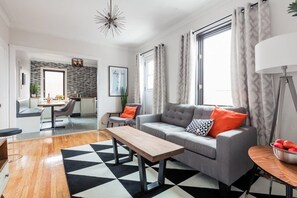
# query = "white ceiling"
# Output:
<box><xmin>0</xmin><ymin>0</ymin><xmax>218</xmax><ymax>48</ymax></box>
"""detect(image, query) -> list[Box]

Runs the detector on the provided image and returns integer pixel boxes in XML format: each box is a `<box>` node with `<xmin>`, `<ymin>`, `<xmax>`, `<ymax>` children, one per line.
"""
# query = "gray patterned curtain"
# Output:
<box><xmin>231</xmin><ymin>0</ymin><xmax>275</xmax><ymax>145</ymax></box>
<box><xmin>178</xmin><ymin>31</ymin><xmax>195</xmax><ymax>104</ymax></box>
<box><xmin>133</xmin><ymin>54</ymin><xmax>141</xmax><ymax>103</ymax></box>
<box><xmin>153</xmin><ymin>44</ymin><xmax>167</xmax><ymax>114</ymax></box>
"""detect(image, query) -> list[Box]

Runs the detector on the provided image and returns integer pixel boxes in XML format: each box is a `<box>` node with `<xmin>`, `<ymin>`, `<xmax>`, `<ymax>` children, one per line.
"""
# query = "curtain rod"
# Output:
<box><xmin>140</xmin><ymin>44</ymin><xmax>164</xmax><ymax>56</ymax></box>
<box><xmin>192</xmin><ymin>0</ymin><xmax>268</xmax><ymax>35</ymax></box>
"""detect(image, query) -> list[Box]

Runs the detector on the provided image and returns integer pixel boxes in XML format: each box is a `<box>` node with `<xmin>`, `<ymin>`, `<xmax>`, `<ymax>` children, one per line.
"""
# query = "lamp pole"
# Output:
<box><xmin>269</xmin><ymin>66</ymin><xmax>297</xmax><ymax>143</ymax></box>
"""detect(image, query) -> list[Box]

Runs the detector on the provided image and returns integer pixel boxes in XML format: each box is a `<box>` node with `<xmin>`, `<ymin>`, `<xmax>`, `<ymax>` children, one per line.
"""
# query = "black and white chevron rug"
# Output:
<box><xmin>61</xmin><ymin>140</ymin><xmax>296</xmax><ymax>198</ymax></box>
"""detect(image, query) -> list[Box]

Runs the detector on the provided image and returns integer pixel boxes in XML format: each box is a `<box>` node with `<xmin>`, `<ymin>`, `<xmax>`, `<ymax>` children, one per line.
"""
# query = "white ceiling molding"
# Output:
<box><xmin>2</xmin><ymin>0</ymin><xmax>225</xmax><ymax>48</ymax></box>
<box><xmin>0</xmin><ymin>2</ymin><xmax>10</xmax><ymax>26</ymax></box>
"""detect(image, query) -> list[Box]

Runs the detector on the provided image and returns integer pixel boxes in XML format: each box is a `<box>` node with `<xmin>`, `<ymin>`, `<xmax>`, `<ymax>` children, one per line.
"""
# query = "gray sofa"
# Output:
<box><xmin>136</xmin><ymin>103</ymin><xmax>257</xmax><ymax>191</ymax></box>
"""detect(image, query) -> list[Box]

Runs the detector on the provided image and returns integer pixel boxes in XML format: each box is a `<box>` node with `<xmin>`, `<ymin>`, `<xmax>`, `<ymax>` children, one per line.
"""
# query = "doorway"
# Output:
<box><xmin>143</xmin><ymin>53</ymin><xmax>154</xmax><ymax>114</ymax></box>
<box><xmin>13</xmin><ymin>48</ymin><xmax>99</xmax><ymax>139</ymax></box>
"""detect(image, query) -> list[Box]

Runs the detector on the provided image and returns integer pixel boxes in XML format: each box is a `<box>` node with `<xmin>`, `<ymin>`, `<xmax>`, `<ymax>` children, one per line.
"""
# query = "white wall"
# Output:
<box><xmin>0</xmin><ymin>13</ymin><xmax>9</xmax><ymax>43</ymax></box>
<box><xmin>9</xmin><ymin>29</ymin><xmax>135</xmax><ymax>129</ymax></box>
<box><xmin>136</xmin><ymin>0</ymin><xmax>297</xmax><ymax>140</ymax></box>
<box><xmin>0</xmin><ymin>13</ymin><xmax>10</xmax><ymax>129</ymax></box>
<box><xmin>16</xmin><ymin>51</ymin><xmax>31</xmax><ymax>99</ymax></box>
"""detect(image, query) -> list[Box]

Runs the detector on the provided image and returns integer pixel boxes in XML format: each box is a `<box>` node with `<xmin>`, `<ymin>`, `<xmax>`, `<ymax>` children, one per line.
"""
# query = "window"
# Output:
<box><xmin>197</xmin><ymin>23</ymin><xmax>232</xmax><ymax>106</ymax></box>
<box><xmin>144</xmin><ymin>55</ymin><xmax>154</xmax><ymax>90</ymax></box>
<box><xmin>143</xmin><ymin>55</ymin><xmax>154</xmax><ymax>90</ymax></box>
<box><xmin>43</xmin><ymin>69</ymin><xmax>65</xmax><ymax>98</ymax></box>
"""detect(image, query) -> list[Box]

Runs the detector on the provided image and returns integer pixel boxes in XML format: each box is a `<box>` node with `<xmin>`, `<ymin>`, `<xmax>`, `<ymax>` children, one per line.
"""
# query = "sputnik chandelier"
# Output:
<box><xmin>95</xmin><ymin>0</ymin><xmax>125</xmax><ymax>37</ymax></box>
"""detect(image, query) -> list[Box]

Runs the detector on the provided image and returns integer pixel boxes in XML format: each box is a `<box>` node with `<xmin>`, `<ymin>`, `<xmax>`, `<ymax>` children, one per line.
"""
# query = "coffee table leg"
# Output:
<box><xmin>112</xmin><ymin>138</ymin><xmax>119</xmax><ymax>164</ymax></box>
<box><xmin>158</xmin><ymin>160</ymin><xmax>166</xmax><ymax>185</ymax></box>
<box><xmin>112</xmin><ymin>138</ymin><xmax>133</xmax><ymax>165</ymax></box>
<box><xmin>138</xmin><ymin>154</ymin><xmax>148</xmax><ymax>192</ymax></box>
<box><xmin>137</xmin><ymin>154</ymin><xmax>167</xmax><ymax>193</ymax></box>
<box><xmin>286</xmin><ymin>185</ymin><xmax>293</xmax><ymax>198</ymax></box>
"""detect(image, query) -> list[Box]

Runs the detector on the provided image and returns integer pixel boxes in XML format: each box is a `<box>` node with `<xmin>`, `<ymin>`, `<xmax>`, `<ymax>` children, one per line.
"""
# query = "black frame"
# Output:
<box><xmin>43</xmin><ymin>69</ymin><xmax>66</xmax><ymax>98</ymax></box>
<box><xmin>108</xmin><ymin>66</ymin><xmax>128</xmax><ymax>97</ymax></box>
<box><xmin>196</xmin><ymin>23</ymin><xmax>232</xmax><ymax>105</ymax></box>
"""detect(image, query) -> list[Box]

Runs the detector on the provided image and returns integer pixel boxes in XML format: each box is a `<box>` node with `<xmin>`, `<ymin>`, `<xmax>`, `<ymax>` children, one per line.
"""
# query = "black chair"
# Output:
<box><xmin>108</xmin><ymin>103</ymin><xmax>142</xmax><ymax>127</ymax></box>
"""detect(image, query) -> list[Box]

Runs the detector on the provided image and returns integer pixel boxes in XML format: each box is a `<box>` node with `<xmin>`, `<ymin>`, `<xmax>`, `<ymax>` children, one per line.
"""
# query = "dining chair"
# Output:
<box><xmin>53</xmin><ymin>100</ymin><xmax>76</xmax><ymax>128</ymax></box>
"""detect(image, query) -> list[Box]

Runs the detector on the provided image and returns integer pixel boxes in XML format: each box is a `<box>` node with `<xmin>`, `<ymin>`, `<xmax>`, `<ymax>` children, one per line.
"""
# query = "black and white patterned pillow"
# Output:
<box><xmin>186</xmin><ymin>119</ymin><xmax>214</xmax><ymax>136</ymax></box>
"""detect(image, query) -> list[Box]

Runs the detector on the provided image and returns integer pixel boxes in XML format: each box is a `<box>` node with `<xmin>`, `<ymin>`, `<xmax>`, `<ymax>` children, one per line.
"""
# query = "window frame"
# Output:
<box><xmin>42</xmin><ymin>69</ymin><xmax>66</xmax><ymax>98</ymax></box>
<box><xmin>196</xmin><ymin>23</ymin><xmax>232</xmax><ymax>106</ymax></box>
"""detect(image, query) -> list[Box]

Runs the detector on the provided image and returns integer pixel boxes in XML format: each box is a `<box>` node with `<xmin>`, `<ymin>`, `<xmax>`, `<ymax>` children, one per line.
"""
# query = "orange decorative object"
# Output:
<box><xmin>208</xmin><ymin>106</ymin><xmax>247</xmax><ymax>138</ymax></box>
<box><xmin>120</xmin><ymin>106</ymin><xmax>138</xmax><ymax>119</ymax></box>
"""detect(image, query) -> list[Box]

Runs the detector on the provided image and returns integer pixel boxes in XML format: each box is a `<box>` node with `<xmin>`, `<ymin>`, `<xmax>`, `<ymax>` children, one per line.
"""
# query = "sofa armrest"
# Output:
<box><xmin>136</xmin><ymin>114</ymin><xmax>162</xmax><ymax>129</ymax></box>
<box><xmin>216</xmin><ymin>127</ymin><xmax>257</xmax><ymax>185</ymax></box>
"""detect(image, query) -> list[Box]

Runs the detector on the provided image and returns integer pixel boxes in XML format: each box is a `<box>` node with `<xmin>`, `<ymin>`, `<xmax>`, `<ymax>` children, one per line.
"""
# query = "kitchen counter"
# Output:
<box><xmin>69</xmin><ymin>97</ymin><xmax>97</xmax><ymax>116</ymax></box>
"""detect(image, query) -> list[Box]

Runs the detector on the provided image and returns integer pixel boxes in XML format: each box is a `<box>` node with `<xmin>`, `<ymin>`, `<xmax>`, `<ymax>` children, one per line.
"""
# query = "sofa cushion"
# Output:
<box><xmin>167</xmin><ymin>132</ymin><xmax>217</xmax><ymax>159</ymax></box>
<box><xmin>186</xmin><ymin>119</ymin><xmax>214</xmax><ymax>136</ymax></box>
<box><xmin>140</xmin><ymin>122</ymin><xmax>186</xmax><ymax>139</ymax></box>
<box><xmin>209</xmin><ymin>106</ymin><xmax>247</xmax><ymax>138</ymax></box>
<box><xmin>17</xmin><ymin>107</ymin><xmax>44</xmax><ymax>117</ymax></box>
<box><xmin>161</xmin><ymin>103</ymin><xmax>195</xmax><ymax>128</ymax></box>
<box><xmin>192</xmin><ymin>105</ymin><xmax>247</xmax><ymax>126</ymax></box>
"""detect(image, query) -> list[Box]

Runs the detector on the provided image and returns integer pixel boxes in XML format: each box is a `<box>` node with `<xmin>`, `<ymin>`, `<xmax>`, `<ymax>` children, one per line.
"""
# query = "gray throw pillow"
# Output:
<box><xmin>186</xmin><ymin>119</ymin><xmax>214</xmax><ymax>136</ymax></box>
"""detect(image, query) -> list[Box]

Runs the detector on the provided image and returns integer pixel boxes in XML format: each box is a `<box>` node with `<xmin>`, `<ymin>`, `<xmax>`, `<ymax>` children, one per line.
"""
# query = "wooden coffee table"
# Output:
<box><xmin>106</xmin><ymin>126</ymin><xmax>184</xmax><ymax>192</ymax></box>
<box><xmin>247</xmin><ymin>146</ymin><xmax>297</xmax><ymax>198</ymax></box>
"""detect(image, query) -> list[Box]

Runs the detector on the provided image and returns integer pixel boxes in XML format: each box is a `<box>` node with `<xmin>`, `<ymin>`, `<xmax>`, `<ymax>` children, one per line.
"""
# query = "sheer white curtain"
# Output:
<box><xmin>133</xmin><ymin>54</ymin><xmax>142</xmax><ymax>104</ymax></box>
<box><xmin>153</xmin><ymin>44</ymin><xmax>167</xmax><ymax>114</ymax></box>
<box><xmin>231</xmin><ymin>0</ymin><xmax>274</xmax><ymax>145</ymax></box>
<box><xmin>177</xmin><ymin>31</ymin><xmax>195</xmax><ymax>104</ymax></box>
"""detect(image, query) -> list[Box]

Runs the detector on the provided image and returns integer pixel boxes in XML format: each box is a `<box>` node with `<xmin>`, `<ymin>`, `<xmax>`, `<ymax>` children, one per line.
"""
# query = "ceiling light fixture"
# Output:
<box><xmin>95</xmin><ymin>0</ymin><xmax>125</xmax><ymax>37</ymax></box>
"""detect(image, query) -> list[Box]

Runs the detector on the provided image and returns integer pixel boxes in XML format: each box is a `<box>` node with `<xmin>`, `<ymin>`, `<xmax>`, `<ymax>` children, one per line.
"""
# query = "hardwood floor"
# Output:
<box><xmin>3</xmin><ymin>130</ymin><xmax>112</xmax><ymax>198</ymax></box>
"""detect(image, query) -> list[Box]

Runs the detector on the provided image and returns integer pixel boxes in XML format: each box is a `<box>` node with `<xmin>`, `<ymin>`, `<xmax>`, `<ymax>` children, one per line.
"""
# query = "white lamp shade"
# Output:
<box><xmin>255</xmin><ymin>33</ymin><xmax>297</xmax><ymax>74</ymax></box>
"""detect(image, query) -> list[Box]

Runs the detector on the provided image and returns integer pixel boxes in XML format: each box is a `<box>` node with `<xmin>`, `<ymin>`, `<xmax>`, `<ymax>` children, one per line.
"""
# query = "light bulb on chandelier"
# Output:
<box><xmin>95</xmin><ymin>0</ymin><xmax>125</xmax><ymax>37</ymax></box>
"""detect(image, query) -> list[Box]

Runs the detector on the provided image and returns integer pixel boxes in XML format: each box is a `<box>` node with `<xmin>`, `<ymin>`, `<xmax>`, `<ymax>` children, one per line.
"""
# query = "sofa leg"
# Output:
<box><xmin>218</xmin><ymin>182</ymin><xmax>231</xmax><ymax>198</ymax></box>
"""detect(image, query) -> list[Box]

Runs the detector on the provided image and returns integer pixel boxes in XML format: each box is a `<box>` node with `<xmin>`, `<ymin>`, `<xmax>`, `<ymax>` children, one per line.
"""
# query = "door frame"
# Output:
<box><xmin>0</xmin><ymin>38</ymin><xmax>9</xmax><ymax>129</ymax></box>
<box><xmin>9</xmin><ymin>45</ymin><xmax>102</xmax><ymax>129</ymax></box>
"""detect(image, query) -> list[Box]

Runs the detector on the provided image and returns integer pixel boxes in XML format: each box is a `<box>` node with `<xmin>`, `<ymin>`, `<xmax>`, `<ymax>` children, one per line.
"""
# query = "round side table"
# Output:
<box><xmin>247</xmin><ymin>146</ymin><xmax>297</xmax><ymax>198</ymax></box>
<box><xmin>0</xmin><ymin>128</ymin><xmax>22</xmax><ymax>162</ymax></box>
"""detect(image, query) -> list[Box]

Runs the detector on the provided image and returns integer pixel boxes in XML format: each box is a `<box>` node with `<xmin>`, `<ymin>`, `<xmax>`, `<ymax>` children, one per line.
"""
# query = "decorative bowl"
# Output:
<box><xmin>271</xmin><ymin>143</ymin><xmax>297</xmax><ymax>164</ymax></box>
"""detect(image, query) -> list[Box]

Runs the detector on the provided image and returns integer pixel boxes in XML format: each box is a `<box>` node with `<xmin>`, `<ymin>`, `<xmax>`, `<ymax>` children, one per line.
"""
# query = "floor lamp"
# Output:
<box><xmin>255</xmin><ymin>33</ymin><xmax>297</xmax><ymax>143</ymax></box>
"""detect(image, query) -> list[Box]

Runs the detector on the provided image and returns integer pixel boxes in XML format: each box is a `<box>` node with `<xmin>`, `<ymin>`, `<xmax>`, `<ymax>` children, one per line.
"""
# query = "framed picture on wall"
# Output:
<box><xmin>109</xmin><ymin>66</ymin><xmax>128</xmax><ymax>97</ymax></box>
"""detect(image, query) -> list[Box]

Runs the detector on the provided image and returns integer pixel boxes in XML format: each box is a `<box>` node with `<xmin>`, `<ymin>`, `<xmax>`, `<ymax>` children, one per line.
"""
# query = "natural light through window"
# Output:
<box><xmin>146</xmin><ymin>59</ymin><xmax>154</xmax><ymax>90</ymax></box>
<box><xmin>203</xmin><ymin>28</ymin><xmax>232</xmax><ymax>105</ymax></box>
<box><xmin>44</xmin><ymin>70</ymin><xmax>65</xmax><ymax>98</ymax></box>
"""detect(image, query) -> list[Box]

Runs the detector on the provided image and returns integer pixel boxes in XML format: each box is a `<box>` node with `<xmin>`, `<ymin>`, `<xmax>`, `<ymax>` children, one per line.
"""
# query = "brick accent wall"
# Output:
<box><xmin>30</xmin><ymin>61</ymin><xmax>97</xmax><ymax>97</ymax></box>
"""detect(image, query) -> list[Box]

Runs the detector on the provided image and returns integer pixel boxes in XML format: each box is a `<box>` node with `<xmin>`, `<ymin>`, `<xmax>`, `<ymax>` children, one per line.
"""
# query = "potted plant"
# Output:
<box><xmin>30</xmin><ymin>83</ymin><xmax>40</xmax><ymax>98</ymax></box>
<box><xmin>288</xmin><ymin>0</ymin><xmax>297</xmax><ymax>16</ymax></box>
<box><xmin>120</xmin><ymin>87</ymin><xmax>128</xmax><ymax>112</ymax></box>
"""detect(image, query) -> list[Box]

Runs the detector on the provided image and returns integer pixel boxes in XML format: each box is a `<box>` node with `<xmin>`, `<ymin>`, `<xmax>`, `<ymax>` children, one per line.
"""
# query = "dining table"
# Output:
<box><xmin>38</xmin><ymin>100</ymin><xmax>66</xmax><ymax>129</ymax></box>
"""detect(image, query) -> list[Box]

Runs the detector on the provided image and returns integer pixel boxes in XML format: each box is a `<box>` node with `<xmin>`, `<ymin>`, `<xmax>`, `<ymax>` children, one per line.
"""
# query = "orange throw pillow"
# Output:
<box><xmin>120</xmin><ymin>106</ymin><xmax>138</xmax><ymax>119</ymax></box>
<box><xmin>208</xmin><ymin>106</ymin><xmax>247</xmax><ymax>138</ymax></box>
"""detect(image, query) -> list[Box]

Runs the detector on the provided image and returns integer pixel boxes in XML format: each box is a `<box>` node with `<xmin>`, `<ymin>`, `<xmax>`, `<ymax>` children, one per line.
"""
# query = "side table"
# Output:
<box><xmin>247</xmin><ymin>146</ymin><xmax>297</xmax><ymax>198</ymax></box>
